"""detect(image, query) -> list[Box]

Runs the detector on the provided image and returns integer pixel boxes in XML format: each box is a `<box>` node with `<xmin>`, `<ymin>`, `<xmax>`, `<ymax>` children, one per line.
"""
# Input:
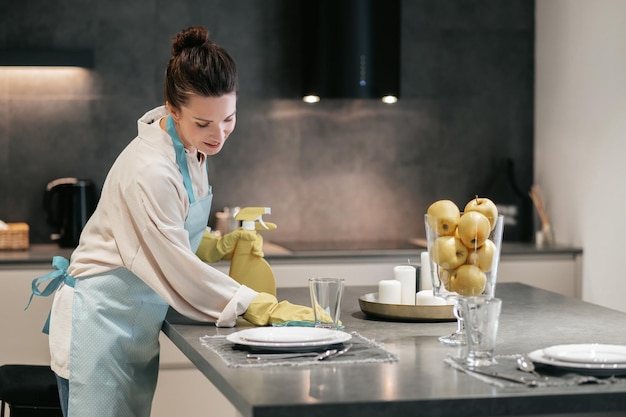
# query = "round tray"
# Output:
<box><xmin>358</xmin><ymin>293</ymin><xmax>456</xmax><ymax>322</ymax></box>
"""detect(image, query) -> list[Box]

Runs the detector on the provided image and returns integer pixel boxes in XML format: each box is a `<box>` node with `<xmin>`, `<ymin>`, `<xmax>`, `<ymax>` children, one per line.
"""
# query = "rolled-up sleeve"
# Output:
<box><xmin>124</xmin><ymin>160</ymin><xmax>258</xmax><ymax>325</ymax></box>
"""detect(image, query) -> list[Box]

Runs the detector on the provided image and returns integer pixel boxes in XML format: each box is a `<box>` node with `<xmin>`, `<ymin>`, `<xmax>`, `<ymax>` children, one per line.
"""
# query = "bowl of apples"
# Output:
<box><xmin>424</xmin><ymin>197</ymin><xmax>504</xmax><ymax>300</ymax></box>
<box><xmin>424</xmin><ymin>197</ymin><xmax>504</xmax><ymax>345</ymax></box>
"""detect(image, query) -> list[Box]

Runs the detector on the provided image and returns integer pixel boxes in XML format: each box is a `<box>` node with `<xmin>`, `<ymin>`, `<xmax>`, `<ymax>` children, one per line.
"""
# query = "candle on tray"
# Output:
<box><xmin>394</xmin><ymin>265</ymin><xmax>416</xmax><ymax>305</ymax></box>
<box><xmin>378</xmin><ymin>279</ymin><xmax>402</xmax><ymax>304</ymax></box>
<box><xmin>420</xmin><ymin>251</ymin><xmax>432</xmax><ymax>291</ymax></box>
<box><xmin>415</xmin><ymin>290</ymin><xmax>447</xmax><ymax>306</ymax></box>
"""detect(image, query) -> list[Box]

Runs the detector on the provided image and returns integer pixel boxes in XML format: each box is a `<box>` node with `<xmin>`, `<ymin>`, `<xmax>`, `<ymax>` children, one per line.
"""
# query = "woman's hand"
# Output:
<box><xmin>196</xmin><ymin>230</ymin><xmax>263</xmax><ymax>262</ymax></box>
<box><xmin>243</xmin><ymin>293</ymin><xmax>336</xmax><ymax>326</ymax></box>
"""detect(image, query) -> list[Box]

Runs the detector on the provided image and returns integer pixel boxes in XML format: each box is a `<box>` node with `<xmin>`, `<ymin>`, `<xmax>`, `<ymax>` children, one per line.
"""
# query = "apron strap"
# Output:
<box><xmin>26</xmin><ymin>256</ymin><xmax>76</xmax><ymax>334</ymax></box>
<box><xmin>166</xmin><ymin>115</ymin><xmax>196</xmax><ymax>204</ymax></box>
<box><xmin>25</xmin><ymin>256</ymin><xmax>76</xmax><ymax>310</ymax></box>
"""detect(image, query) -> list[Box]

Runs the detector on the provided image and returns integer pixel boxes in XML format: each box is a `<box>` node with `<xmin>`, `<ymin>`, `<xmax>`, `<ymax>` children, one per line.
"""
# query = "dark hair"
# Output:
<box><xmin>164</xmin><ymin>26</ymin><xmax>238</xmax><ymax>110</ymax></box>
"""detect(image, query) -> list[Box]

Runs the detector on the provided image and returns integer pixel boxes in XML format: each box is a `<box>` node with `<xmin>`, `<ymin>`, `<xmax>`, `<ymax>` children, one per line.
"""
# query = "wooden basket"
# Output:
<box><xmin>0</xmin><ymin>223</ymin><xmax>30</xmax><ymax>250</ymax></box>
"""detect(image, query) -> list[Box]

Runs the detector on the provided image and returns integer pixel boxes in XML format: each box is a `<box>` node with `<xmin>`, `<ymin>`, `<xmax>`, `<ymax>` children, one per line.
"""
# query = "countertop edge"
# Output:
<box><xmin>0</xmin><ymin>243</ymin><xmax>583</xmax><ymax>266</ymax></box>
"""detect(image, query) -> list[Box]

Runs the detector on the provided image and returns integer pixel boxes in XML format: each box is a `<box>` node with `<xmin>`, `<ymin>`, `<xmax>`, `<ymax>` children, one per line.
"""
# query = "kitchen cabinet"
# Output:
<box><xmin>260</xmin><ymin>251</ymin><xmax>582</xmax><ymax>298</ymax></box>
<box><xmin>498</xmin><ymin>254</ymin><xmax>581</xmax><ymax>298</ymax></box>
<box><xmin>0</xmin><ymin>267</ymin><xmax>55</xmax><ymax>365</ymax></box>
<box><xmin>151</xmin><ymin>363</ymin><xmax>235</xmax><ymax>417</ymax></box>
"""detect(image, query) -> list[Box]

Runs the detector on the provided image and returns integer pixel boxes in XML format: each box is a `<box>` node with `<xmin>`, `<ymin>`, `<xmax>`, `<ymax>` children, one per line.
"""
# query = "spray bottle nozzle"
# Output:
<box><xmin>235</xmin><ymin>207</ymin><xmax>273</xmax><ymax>231</ymax></box>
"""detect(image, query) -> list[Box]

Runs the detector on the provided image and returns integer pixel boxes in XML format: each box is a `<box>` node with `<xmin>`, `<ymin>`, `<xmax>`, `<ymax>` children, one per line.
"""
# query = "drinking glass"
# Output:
<box><xmin>458</xmin><ymin>296</ymin><xmax>502</xmax><ymax>366</ymax></box>
<box><xmin>424</xmin><ymin>213</ymin><xmax>504</xmax><ymax>345</ymax></box>
<box><xmin>309</xmin><ymin>277</ymin><xmax>344</xmax><ymax>329</ymax></box>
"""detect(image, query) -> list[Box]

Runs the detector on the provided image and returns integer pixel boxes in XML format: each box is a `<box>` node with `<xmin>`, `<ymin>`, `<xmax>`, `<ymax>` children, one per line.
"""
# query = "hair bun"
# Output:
<box><xmin>171</xmin><ymin>26</ymin><xmax>211</xmax><ymax>56</ymax></box>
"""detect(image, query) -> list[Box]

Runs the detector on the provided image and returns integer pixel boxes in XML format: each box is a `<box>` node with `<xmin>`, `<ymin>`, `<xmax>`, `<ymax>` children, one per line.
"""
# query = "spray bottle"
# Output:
<box><xmin>228</xmin><ymin>207</ymin><xmax>277</xmax><ymax>296</ymax></box>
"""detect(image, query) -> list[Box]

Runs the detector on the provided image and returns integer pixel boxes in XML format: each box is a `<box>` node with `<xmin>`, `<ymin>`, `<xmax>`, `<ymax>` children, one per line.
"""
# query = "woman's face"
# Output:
<box><xmin>168</xmin><ymin>93</ymin><xmax>237</xmax><ymax>156</ymax></box>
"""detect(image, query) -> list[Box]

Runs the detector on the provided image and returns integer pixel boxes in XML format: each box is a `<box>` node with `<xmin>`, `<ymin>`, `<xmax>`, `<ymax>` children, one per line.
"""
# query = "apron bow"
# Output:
<box><xmin>25</xmin><ymin>256</ymin><xmax>75</xmax><ymax>310</ymax></box>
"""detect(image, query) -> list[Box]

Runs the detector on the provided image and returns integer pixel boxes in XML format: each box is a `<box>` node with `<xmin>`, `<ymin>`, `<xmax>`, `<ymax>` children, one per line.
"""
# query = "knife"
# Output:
<box><xmin>464</xmin><ymin>367</ymin><xmax>540</xmax><ymax>387</ymax></box>
<box><xmin>247</xmin><ymin>344</ymin><xmax>352</xmax><ymax>362</ymax></box>
<box><xmin>246</xmin><ymin>350</ymin><xmax>335</xmax><ymax>361</ymax></box>
<box><xmin>446</xmin><ymin>356</ymin><xmax>540</xmax><ymax>387</ymax></box>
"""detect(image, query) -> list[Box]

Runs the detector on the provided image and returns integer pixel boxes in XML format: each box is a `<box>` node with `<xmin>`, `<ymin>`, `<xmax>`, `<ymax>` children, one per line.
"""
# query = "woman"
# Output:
<box><xmin>30</xmin><ymin>26</ymin><xmax>314</xmax><ymax>417</ymax></box>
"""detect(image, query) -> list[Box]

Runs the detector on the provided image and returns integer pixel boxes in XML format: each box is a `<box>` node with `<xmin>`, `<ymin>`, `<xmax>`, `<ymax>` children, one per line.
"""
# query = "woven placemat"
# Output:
<box><xmin>445</xmin><ymin>354</ymin><xmax>626</xmax><ymax>389</ymax></box>
<box><xmin>199</xmin><ymin>331</ymin><xmax>398</xmax><ymax>368</ymax></box>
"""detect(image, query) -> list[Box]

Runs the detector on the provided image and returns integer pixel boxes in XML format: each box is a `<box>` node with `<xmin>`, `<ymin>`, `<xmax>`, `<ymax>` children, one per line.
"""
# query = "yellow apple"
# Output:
<box><xmin>430</xmin><ymin>236</ymin><xmax>468</xmax><ymax>270</ymax></box>
<box><xmin>457</xmin><ymin>211</ymin><xmax>491</xmax><ymax>249</ymax></box>
<box><xmin>467</xmin><ymin>239</ymin><xmax>497</xmax><ymax>272</ymax></box>
<box><xmin>464</xmin><ymin>196</ymin><xmax>499</xmax><ymax>231</ymax></box>
<box><xmin>426</xmin><ymin>200</ymin><xmax>460</xmax><ymax>236</ymax></box>
<box><xmin>450</xmin><ymin>264</ymin><xmax>486</xmax><ymax>296</ymax></box>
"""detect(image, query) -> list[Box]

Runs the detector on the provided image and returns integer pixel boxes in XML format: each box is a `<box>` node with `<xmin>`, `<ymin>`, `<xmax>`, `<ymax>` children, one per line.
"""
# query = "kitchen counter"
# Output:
<box><xmin>0</xmin><ymin>241</ymin><xmax>582</xmax><ymax>266</ymax></box>
<box><xmin>270</xmin><ymin>239</ymin><xmax>583</xmax><ymax>258</ymax></box>
<box><xmin>162</xmin><ymin>283</ymin><xmax>626</xmax><ymax>417</ymax></box>
<box><xmin>0</xmin><ymin>244</ymin><xmax>74</xmax><ymax>267</ymax></box>
<box><xmin>0</xmin><ymin>243</ymin><xmax>585</xmax><ymax>298</ymax></box>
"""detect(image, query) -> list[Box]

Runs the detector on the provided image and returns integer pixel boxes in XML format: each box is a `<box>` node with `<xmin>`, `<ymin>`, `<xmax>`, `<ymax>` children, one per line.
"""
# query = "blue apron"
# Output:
<box><xmin>29</xmin><ymin>115</ymin><xmax>212</xmax><ymax>417</ymax></box>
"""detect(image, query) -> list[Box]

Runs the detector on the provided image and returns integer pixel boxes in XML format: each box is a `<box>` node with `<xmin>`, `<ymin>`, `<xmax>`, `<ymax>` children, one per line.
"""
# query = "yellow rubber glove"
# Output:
<box><xmin>243</xmin><ymin>293</ymin><xmax>317</xmax><ymax>326</ymax></box>
<box><xmin>196</xmin><ymin>230</ymin><xmax>264</xmax><ymax>263</ymax></box>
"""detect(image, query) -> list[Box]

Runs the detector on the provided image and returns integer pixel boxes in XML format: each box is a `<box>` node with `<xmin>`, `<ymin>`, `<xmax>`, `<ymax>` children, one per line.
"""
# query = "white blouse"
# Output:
<box><xmin>49</xmin><ymin>106</ymin><xmax>257</xmax><ymax>378</ymax></box>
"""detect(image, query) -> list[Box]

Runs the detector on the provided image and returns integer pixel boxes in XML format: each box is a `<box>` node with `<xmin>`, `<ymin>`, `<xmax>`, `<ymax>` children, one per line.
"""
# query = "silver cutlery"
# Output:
<box><xmin>517</xmin><ymin>354</ymin><xmax>615</xmax><ymax>385</ymax></box>
<box><xmin>320</xmin><ymin>344</ymin><xmax>352</xmax><ymax>360</ymax></box>
<box><xmin>465</xmin><ymin>367</ymin><xmax>540</xmax><ymax>387</ymax></box>
<box><xmin>247</xmin><ymin>344</ymin><xmax>352</xmax><ymax>362</ymax></box>
<box><xmin>447</xmin><ymin>356</ymin><xmax>540</xmax><ymax>387</ymax></box>
<box><xmin>451</xmin><ymin>355</ymin><xmax>615</xmax><ymax>387</ymax></box>
<box><xmin>516</xmin><ymin>355</ymin><xmax>543</xmax><ymax>378</ymax></box>
<box><xmin>246</xmin><ymin>351</ymin><xmax>332</xmax><ymax>361</ymax></box>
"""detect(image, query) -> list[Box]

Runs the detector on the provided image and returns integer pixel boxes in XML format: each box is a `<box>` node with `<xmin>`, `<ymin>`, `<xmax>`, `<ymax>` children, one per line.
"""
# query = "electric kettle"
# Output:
<box><xmin>44</xmin><ymin>178</ymin><xmax>98</xmax><ymax>248</ymax></box>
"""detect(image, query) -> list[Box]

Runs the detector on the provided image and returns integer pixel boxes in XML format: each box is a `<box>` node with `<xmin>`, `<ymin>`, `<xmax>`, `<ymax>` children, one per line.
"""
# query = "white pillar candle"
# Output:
<box><xmin>378</xmin><ymin>280</ymin><xmax>402</xmax><ymax>304</ymax></box>
<box><xmin>420</xmin><ymin>251</ymin><xmax>433</xmax><ymax>291</ymax></box>
<box><xmin>393</xmin><ymin>265</ymin><xmax>416</xmax><ymax>305</ymax></box>
<box><xmin>416</xmin><ymin>290</ymin><xmax>447</xmax><ymax>306</ymax></box>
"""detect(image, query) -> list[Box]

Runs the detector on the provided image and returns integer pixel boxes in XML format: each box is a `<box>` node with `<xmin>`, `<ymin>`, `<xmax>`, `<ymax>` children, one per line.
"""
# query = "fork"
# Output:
<box><xmin>246</xmin><ymin>350</ymin><xmax>336</xmax><ymax>361</ymax></box>
<box><xmin>318</xmin><ymin>344</ymin><xmax>352</xmax><ymax>360</ymax></box>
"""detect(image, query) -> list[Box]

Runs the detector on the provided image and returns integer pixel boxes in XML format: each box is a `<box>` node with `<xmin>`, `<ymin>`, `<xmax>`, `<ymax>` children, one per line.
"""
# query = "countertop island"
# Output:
<box><xmin>162</xmin><ymin>283</ymin><xmax>626</xmax><ymax>417</ymax></box>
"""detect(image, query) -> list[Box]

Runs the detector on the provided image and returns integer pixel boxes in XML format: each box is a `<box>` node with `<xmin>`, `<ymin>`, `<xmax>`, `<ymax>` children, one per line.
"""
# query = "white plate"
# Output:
<box><xmin>235</xmin><ymin>327</ymin><xmax>339</xmax><ymax>344</ymax></box>
<box><xmin>543</xmin><ymin>344</ymin><xmax>626</xmax><ymax>364</ymax></box>
<box><xmin>528</xmin><ymin>348</ymin><xmax>626</xmax><ymax>376</ymax></box>
<box><xmin>227</xmin><ymin>328</ymin><xmax>352</xmax><ymax>352</ymax></box>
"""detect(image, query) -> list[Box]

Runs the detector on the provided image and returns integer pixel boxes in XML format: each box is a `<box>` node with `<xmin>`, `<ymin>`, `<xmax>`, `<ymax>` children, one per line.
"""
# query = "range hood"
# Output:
<box><xmin>301</xmin><ymin>0</ymin><xmax>400</xmax><ymax>103</ymax></box>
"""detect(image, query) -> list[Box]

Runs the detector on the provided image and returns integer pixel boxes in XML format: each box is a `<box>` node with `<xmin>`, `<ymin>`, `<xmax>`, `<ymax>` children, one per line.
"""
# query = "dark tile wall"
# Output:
<box><xmin>0</xmin><ymin>0</ymin><xmax>534</xmax><ymax>246</ymax></box>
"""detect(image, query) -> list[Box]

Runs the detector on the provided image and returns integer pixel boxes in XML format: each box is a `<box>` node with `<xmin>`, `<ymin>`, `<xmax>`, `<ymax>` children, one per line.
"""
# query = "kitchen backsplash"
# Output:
<box><xmin>0</xmin><ymin>0</ymin><xmax>534</xmax><ymax>245</ymax></box>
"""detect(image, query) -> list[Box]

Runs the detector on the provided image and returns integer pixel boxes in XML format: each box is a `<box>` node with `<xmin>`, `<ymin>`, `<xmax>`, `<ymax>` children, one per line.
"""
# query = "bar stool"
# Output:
<box><xmin>0</xmin><ymin>365</ymin><xmax>62</xmax><ymax>417</ymax></box>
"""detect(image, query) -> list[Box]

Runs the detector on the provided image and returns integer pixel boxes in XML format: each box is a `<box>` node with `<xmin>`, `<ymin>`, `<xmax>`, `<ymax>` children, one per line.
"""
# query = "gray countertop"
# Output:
<box><xmin>0</xmin><ymin>241</ymin><xmax>582</xmax><ymax>267</ymax></box>
<box><xmin>0</xmin><ymin>244</ymin><xmax>74</xmax><ymax>267</ymax></box>
<box><xmin>162</xmin><ymin>283</ymin><xmax>626</xmax><ymax>417</ymax></box>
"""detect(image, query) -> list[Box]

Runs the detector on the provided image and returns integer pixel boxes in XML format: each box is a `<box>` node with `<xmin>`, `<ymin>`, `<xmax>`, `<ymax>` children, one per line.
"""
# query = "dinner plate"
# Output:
<box><xmin>227</xmin><ymin>328</ymin><xmax>352</xmax><ymax>352</ymax></box>
<box><xmin>235</xmin><ymin>327</ymin><xmax>339</xmax><ymax>344</ymax></box>
<box><xmin>359</xmin><ymin>293</ymin><xmax>456</xmax><ymax>322</ymax></box>
<box><xmin>543</xmin><ymin>344</ymin><xmax>626</xmax><ymax>364</ymax></box>
<box><xmin>527</xmin><ymin>348</ymin><xmax>626</xmax><ymax>376</ymax></box>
